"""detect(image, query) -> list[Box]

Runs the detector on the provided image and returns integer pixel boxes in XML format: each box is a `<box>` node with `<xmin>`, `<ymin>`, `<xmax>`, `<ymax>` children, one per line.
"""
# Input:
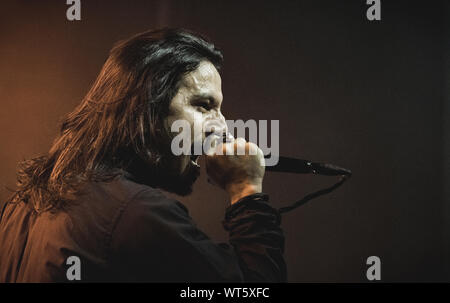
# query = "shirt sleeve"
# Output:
<box><xmin>222</xmin><ymin>192</ymin><xmax>287</xmax><ymax>282</ymax></box>
<box><xmin>108</xmin><ymin>189</ymin><xmax>287</xmax><ymax>282</ymax></box>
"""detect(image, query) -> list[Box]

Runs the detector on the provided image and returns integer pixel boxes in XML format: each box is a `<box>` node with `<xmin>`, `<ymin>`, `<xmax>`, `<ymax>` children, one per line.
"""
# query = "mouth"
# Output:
<box><xmin>188</xmin><ymin>132</ymin><xmax>227</xmax><ymax>169</ymax></box>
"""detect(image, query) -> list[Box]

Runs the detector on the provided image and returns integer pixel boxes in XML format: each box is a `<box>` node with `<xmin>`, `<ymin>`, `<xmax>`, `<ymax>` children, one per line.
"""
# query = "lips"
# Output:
<box><xmin>188</xmin><ymin>132</ymin><xmax>229</xmax><ymax>169</ymax></box>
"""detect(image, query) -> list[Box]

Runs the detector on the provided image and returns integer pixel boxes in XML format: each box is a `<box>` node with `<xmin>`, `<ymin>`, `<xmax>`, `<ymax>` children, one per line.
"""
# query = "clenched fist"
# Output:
<box><xmin>205</xmin><ymin>137</ymin><xmax>265</xmax><ymax>204</ymax></box>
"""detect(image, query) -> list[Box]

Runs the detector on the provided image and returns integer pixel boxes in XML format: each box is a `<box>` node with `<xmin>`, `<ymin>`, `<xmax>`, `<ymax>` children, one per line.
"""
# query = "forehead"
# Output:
<box><xmin>179</xmin><ymin>61</ymin><xmax>222</xmax><ymax>98</ymax></box>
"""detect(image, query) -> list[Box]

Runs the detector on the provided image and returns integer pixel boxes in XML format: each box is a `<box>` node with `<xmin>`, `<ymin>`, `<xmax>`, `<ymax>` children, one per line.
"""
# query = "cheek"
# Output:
<box><xmin>166</xmin><ymin>108</ymin><xmax>197</xmax><ymax>135</ymax></box>
<box><xmin>167</xmin><ymin>106</ymin><xmax>207</xmax><ymax>145</ymax></box>
<box><xmin>191</xmin><ymin>111</ymin><xmax>206</xmax><ymax>143</ymax></box>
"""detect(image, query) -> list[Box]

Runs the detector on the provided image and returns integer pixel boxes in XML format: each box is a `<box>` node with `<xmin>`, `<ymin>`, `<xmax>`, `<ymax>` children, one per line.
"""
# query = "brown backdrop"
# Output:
<box><xmin>0</xmin><ymin>0</ymin><xmax>448</xmax><ymax>282</ymax></box>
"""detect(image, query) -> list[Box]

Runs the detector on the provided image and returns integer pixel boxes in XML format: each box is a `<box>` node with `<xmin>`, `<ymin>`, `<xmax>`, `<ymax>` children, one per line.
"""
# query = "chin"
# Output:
<box><xmin>162</xmin><ymin>159</ymin><xmax>201</xmax><ymax>196</ymax></box>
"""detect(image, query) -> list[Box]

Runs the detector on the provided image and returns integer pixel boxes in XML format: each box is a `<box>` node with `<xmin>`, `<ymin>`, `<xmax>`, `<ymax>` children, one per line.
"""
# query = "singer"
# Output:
<box><xmin>0</xmin><ymin>29</ymin><xmax>286</xmax><ymax>282</ymax></box>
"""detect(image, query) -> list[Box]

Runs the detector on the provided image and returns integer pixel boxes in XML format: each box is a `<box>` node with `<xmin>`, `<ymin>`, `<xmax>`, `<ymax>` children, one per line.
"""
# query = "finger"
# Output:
<box><xmin>204</xmin><ymin>133</ymin><xmax>222</xmax><ymax>156</ymax></box>
<box><xmin>224</xmin><ymin>141</ymin><xmax>235</xmax><ymax>155</ymax></box>
<box><xmin>247</xmin><ymin>142</ymin><xmax>259</xmax><ymax>156</ymax></box>
<box><xmin>235</xmin><ymin>137</ymin><xmax>247</xmax><ymax>155</ymax></box>
<box><xmin>224</xmin><ymin>132</ymin><xmax>235</xmax><ymax>143</ymax></box>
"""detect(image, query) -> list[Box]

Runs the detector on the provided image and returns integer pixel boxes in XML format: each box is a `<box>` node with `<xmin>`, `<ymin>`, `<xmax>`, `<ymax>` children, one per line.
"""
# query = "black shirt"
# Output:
<box><xmin>0</xmin><ymin>175</ymin><xmax>286</xmax><ymax>282</ymax></box>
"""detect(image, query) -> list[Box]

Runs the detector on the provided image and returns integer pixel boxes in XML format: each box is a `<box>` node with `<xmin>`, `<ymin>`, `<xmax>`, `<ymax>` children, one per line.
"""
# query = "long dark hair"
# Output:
<box><xmin>10</xmin><ymin>28</ymin><xmax>223</xmax><ymax>212</ymax></box>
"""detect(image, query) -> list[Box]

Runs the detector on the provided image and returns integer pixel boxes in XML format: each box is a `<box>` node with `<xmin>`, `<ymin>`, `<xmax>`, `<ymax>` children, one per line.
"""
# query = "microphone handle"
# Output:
<box><xmin>265</xmin><ymin>156</ymin><xmax>352</xmax><ymax>177</ymax></box>
<box><xmin>219</xmin><ymin>134</ymin><xmax>352</xmax><ymax>177</ymax></box>
<box><xmin>265</xmin><ymin>156</ymin><xmax>312</xmax><ymax>173</ymax></box>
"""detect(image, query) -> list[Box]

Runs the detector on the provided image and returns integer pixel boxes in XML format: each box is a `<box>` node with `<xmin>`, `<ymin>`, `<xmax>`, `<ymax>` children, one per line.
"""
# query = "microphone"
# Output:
<box><xmin>219</xmin><ymin>132</ymin><xmax>352</xmax><ymax>177</ymax></box>
<box><xmin>217</xmin><ymin>132</ymin><xmax>352</xmax><ymax>213</ymax></box>
<box><xmin>265</xmin><ymin>156</ymin><xmax>352</xmax><ymax>177</ymax></box>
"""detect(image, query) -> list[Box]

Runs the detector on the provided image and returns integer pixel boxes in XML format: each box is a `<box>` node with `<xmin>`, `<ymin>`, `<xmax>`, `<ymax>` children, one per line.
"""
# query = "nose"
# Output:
<box><xmin>204</xmin><ymin>112</ymin><xmax>228</xmax><ymax>135</ymax></box>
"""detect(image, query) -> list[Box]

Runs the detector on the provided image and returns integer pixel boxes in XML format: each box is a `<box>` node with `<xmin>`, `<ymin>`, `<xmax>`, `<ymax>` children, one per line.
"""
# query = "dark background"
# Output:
<box><xmin>0</xmin><ymin>0</ymin><xmax>448</xmax><ymax>282</ymax></box>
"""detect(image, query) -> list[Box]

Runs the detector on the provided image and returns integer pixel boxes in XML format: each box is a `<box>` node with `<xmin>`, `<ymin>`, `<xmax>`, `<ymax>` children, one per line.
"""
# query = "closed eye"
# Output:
<box><xmin>193</xmin><ymin>99</ymin><xmax>212</xmax><ymax>111</ymax></box>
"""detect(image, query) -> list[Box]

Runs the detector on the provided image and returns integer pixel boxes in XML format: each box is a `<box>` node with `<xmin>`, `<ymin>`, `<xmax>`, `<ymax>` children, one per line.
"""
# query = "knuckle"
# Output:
<box><xmin>235</xmin><ymin>137</ymin><xmax>246</xmax><ymax>144</ymax></box>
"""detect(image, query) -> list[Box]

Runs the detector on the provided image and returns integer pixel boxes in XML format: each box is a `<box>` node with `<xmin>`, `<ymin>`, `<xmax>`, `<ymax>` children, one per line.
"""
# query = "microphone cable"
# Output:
<box><xmin>266</xmin><ymin>156</ymin><xmax>352</xmax><ymax>214</ymax></box>
<box><xmin>277</xmin><ymin>173</ymin><xmax>350</xmax><ymax>214</ymax></box>
<box><xmin>219</xmin><ymin>133</ymin><xmax>352</xmax><ymax>214</ymax></box>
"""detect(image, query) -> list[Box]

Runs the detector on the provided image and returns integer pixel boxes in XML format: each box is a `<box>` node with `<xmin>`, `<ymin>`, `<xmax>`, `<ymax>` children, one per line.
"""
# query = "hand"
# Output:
<box><xmin>205</xmin><ymin>137</ymin><xmax>265</xmax><ymax>204</ymax></box>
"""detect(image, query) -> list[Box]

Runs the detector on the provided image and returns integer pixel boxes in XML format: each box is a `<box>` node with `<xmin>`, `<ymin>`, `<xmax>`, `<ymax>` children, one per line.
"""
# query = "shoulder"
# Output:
<box><xmin>75</xmin><ymin>174</ymin><xmax>191</xmax><ymax>232</ymax></box>
<box><xmin>108</xmin><ymin>180</ymin><xmax>197</xmax><ymax>263</ymax></box>
<box><xmin>60</xmin><ymin>175</ymin><xmax>178</xmax><ymax>254</ymax></box>
<box><xmin>110</xmin><ymin>183</ymin><xmax>192</xmax><ymax>238</ymax></box>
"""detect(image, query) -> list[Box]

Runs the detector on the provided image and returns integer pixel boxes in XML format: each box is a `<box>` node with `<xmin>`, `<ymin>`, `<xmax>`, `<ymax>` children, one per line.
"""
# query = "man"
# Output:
<box><xmin>0</xmin><ymin>28</ymin><xmax>286</xmax><ymax>282</ymax></box>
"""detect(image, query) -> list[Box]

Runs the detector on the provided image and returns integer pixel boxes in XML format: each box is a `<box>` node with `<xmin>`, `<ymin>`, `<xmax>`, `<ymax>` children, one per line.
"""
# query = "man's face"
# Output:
<box><xmin>163</xmin><ymin>60</ymin><xmax>226</xmax><ymax>194</ymax></box>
